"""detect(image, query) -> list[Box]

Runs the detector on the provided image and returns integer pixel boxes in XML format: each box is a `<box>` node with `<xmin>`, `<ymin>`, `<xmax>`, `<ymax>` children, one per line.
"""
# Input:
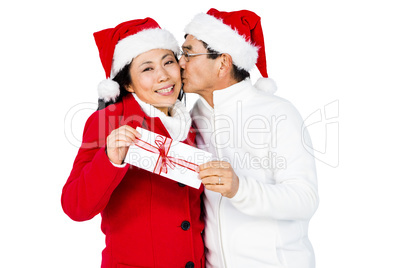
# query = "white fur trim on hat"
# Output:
<box><xmin>98</xmin><ymin>78</ymin><xmax>120</xmax><ymax>102</ymax></box>
<box><xmin>111</xmin><ymin>28</ymin><xmax>180</xmax><ymax>78</ymax></box>
<box><xmin>184</xmin><ymin>13</ymin><xmax>258</xmax><ymax>71</ymax></box>
<box><xmin>254</xmin><ymin>77</ymin><xmax>277</xmax><ymax>94</ymax></box>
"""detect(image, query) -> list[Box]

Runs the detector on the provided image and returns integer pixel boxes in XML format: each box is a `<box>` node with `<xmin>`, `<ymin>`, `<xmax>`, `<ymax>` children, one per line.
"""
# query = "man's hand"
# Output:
<box><xmin>199</xmin><ymin>161</ymin><xmax>239</xmax><ymax>198</ymax></box>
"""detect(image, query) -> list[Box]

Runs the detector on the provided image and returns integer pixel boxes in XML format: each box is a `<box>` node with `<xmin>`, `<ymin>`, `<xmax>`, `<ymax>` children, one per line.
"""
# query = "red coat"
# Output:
<box><xmin>62</xmin><ymin>94</ymin><xmax>205</xmax><ymax>268</ymax></box>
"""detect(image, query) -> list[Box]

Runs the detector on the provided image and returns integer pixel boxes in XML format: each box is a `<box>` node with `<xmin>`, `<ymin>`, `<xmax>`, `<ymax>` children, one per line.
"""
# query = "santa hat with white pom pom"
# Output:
<box><xmin>94</xmin><ymin>18</ymin><xmax>180</xmax><ymax>102</ymax></box>
<box><xmin>184</xmin><ymin>8</ymin><xmax>277</xmax><ymax>94</ymax></box>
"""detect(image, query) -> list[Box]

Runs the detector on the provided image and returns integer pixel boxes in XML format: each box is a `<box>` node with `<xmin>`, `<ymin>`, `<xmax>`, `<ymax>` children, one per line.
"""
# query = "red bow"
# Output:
<box><xmin>135</xmin><ymin>135</ymin><xmax>199</xmax><ymax>175</ymax></box>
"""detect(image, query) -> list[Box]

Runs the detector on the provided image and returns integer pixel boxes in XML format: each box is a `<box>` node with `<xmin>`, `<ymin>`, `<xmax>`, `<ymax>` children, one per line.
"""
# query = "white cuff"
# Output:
<box><xmin>110</xmin><ymin>160</ymin><xmax>127</xmax><ymax>168</ymax></box>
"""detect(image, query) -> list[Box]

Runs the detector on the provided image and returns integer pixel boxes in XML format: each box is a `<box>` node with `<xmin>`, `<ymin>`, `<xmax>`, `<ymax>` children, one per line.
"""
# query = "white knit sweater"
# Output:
<box><xmin>191</xmin><ymin>79</ymin><xmax>319</xmax><ymax>268</ymax></box>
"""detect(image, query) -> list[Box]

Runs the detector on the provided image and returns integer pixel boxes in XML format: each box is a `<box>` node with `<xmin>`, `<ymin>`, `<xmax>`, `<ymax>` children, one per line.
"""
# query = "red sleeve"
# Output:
<box><xmin>61</xmin><ymin>110</ymin><xmax>129</xmax><ymax>221</ymax></box>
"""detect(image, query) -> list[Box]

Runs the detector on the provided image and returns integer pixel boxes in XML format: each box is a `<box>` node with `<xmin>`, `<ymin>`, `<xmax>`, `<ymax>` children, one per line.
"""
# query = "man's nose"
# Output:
<box><xmin>178</xmin><ymin>56</ymin><xmax>186</xmax><ymax>69</ymax></box>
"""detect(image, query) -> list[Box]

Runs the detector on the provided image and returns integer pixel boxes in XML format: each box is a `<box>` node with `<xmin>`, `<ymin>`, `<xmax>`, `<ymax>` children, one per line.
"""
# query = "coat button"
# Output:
<box><xmin>178</xmin><ymin>182</ymin><xmax>186</xmax><ymax>187</ymax></box>
<box><xmin>185</xmin><ymin>261</ymin><xmax>194</xmax><ymax>268</ymax></box>
<box><xmin>181</xmin><ymin>220</ymin><xmax>190</xmax><ymax>231</ymax></box>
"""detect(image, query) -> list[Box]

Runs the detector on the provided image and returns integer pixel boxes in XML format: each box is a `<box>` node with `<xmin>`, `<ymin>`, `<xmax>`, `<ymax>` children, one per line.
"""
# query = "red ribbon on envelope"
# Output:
<box><xmin>134</xmin><ymin>135</ymin><xmax>200</xmax><ymax>175</ymax></box>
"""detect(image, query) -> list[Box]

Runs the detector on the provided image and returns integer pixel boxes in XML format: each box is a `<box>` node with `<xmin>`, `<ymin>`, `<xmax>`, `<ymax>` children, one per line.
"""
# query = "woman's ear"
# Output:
<box><xmin>125</xmin><ymin>83</ymin><xmax>135</xmax><ymax>93</ymax></box>
<box><xmin>217</xmin><ymin>53</ymin><xmax>233</xmax><ymax>78</ymax></box>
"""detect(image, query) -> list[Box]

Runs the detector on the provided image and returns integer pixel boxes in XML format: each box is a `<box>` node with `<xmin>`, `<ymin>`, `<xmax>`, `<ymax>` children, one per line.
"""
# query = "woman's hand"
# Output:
<box><xmin>199</xmin><ymin>161</ymin><xmax>239</xmax><ymax>198</ymax></box>
<box><xmin>106</xmin><ymin>125</ymin><xmax>142</xmax><ymax>165</ymax></box>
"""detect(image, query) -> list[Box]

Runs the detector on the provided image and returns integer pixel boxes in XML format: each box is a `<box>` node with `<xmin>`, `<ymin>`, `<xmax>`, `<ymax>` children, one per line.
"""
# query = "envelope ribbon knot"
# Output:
<box><xmin>134</xmin><ymin>135</ymin><xmax>200</xmax><ymax>175</ymax></box>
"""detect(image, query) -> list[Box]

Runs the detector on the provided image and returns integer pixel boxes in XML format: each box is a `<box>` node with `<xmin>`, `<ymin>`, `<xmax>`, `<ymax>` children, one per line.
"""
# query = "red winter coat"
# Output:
<box><xmin>62</xmin><ymin>94</ymin><xmax>205</xmax><ymax>268</ymax></box>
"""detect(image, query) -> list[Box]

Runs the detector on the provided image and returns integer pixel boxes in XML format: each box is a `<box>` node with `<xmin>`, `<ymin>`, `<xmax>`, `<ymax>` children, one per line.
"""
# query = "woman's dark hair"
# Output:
<box><xmin>200</xmin><ymin>40</ymin><xmax>250</xmax><ymax>82</ymax></box>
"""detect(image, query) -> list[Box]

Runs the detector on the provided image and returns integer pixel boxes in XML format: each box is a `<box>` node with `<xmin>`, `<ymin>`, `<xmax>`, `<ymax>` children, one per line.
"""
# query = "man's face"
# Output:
<box><xmin>179</xmin><ymin>35</ymin><xmax>218</xmax><ymax>96</ymax></box>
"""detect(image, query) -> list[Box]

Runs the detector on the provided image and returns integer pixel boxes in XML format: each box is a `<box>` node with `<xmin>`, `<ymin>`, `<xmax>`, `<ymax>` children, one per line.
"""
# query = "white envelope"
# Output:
<box><xmin>124</xmin><ymin>127</ymin><xmax>212</xmax><ymax>188</ymax></box>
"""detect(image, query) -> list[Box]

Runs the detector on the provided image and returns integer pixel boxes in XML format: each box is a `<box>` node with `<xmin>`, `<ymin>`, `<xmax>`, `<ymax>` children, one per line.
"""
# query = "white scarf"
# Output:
<box><xmin>132</xmin><ymin>94</ymin><xmax>192</xmax><ymax>141</ymax></box>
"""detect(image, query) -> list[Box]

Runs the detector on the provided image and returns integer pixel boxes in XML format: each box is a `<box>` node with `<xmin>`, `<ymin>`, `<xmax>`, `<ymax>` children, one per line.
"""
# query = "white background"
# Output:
<box><xmin>1</xmin><ymin>0</ymin><xmax>401</xmax><ymax>267</ymax></box>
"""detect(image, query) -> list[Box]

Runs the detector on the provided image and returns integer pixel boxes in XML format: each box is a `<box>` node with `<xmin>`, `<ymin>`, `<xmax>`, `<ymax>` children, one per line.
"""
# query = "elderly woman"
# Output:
<box><xmin>62</xmin><ymin>18</ymin><xmax>204</xmax><ymax>268</ymax></box>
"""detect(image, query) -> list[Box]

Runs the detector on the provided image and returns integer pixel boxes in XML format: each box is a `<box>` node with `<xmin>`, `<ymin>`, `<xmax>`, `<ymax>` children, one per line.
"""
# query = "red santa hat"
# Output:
<box><xmin>94</xmin><ymin>18</ymin><xmax>181</xmax><ymax>102</ymax></box>
<box><xmin>184</xmin><ymin>8</ymin><xmax>277</xmax><ymax>94</ymax></box>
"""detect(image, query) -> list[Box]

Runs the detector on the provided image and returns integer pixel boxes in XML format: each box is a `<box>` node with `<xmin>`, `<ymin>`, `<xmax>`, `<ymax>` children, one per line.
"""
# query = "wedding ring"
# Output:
<box><xmin>218</xmin><ymin>176</ymin><xmax>221</xmax><ymax>185</ymax></box>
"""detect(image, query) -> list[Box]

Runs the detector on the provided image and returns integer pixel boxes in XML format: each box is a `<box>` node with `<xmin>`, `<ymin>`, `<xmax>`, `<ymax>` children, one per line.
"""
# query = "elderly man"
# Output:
<box><xmin>179</xmin><ymin>8</ymin><xmax>319</xmax><ymax>268</ymax></box>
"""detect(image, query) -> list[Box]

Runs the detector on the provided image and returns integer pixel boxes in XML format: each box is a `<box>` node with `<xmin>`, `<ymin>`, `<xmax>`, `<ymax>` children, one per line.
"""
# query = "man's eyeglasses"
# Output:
<box><xmin>180</xmin><ymin>50</ymin><xmax>222</xmax><ymax>62</ymax></box>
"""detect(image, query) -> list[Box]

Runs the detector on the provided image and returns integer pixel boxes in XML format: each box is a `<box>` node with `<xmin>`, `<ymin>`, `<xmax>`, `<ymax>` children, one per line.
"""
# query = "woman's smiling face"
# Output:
<box><xmin>126</xmin><ymin>49</ymin><xmax>181</xmax><ymax>114</ymax></box>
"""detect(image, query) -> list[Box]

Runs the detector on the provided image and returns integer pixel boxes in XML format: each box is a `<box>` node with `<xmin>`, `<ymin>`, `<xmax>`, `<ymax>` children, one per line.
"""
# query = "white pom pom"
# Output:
<box><xmin>254</xmin><ymin>77</ymin><xmax>277</xmax><ymax>95</ymax></box>
<box><xmin>97</xmin><ymin>78</ymin><xmax>120</xmax><ymax>102</ymax></box>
